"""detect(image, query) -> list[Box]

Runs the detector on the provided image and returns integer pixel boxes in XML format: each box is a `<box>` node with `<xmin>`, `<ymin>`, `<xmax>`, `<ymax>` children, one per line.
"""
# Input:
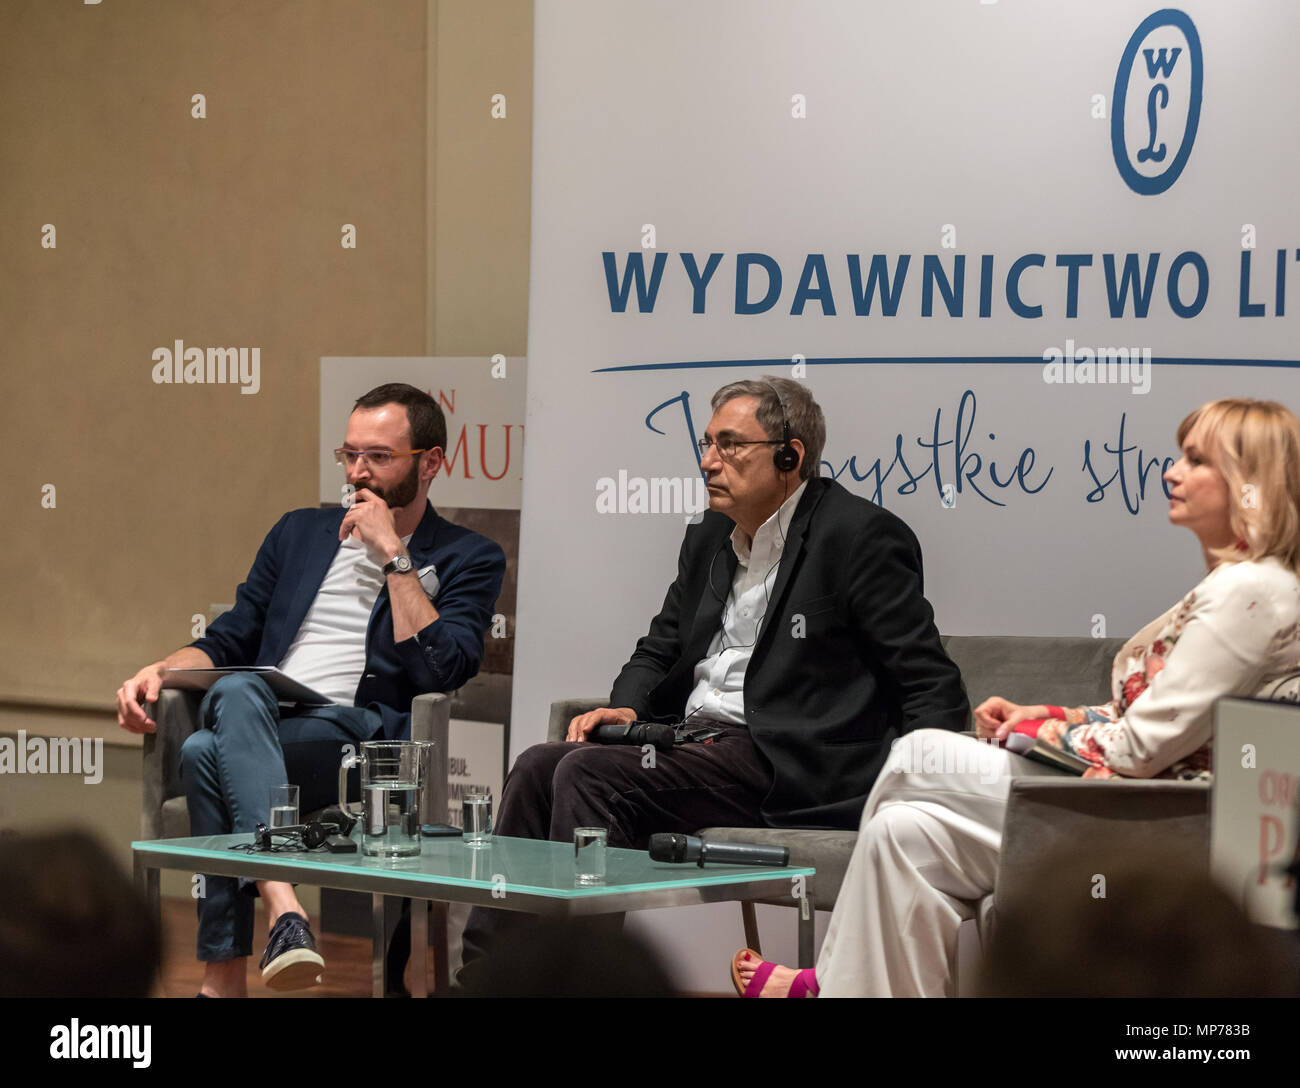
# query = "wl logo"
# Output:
<box><xmin>1111</xmin><ymin>9</ymin><xmax>1203</xmax><ymax>195</ymax></box>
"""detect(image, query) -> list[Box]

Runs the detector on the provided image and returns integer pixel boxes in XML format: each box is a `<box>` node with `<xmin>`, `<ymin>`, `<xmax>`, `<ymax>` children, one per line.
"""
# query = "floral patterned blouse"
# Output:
<box><xmin>1036</xmin><ymin>557</ymin><xmax>1300</xmax><ymax>780</ymax></box>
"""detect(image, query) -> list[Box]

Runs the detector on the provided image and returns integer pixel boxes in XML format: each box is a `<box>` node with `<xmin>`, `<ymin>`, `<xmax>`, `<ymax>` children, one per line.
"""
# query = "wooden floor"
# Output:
<box><xmin>156</xmin><ymin>896</ymin><xmax>722</xmax><ymax>997</ymax></box>
<box><xmin>156</xmin><ymin>896</ymin><xmax>424</xmax><ymax>998</ymax></box>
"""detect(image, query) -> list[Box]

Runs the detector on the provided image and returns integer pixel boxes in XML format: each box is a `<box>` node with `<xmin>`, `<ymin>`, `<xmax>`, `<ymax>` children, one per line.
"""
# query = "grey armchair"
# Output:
<box><xmin>549</xmin><ymin>632</ymin><xmax>1212</xmax><ymax>984</ymax></box>
<box><xmin>141</xmin><ymin>689</ymin><xmax>451</xmax><ymax>837</ymax></box>
<box><xmin>952</xmin><ymin>775</ymin><xmax>1208</xmax><ymax>995</ymax></box>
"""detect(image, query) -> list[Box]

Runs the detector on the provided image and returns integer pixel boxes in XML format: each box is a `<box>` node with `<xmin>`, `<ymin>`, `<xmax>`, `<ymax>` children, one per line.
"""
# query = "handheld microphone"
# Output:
<box><xmin>648</xmin><ymin>833</ymin><xmax>790</xmax><ymax>868</ymax></box>
<box><xmin>590</xmin><ymin>722</ymin><xmax>678</xmax><ymax>751</ymax></box>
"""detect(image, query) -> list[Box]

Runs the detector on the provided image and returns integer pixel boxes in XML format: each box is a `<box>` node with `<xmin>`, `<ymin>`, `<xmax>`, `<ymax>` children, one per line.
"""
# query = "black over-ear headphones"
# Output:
<box><xmin>767</xmin><ymin>380</ymin><xmax>800</xmax><ymax>473</ymax></box>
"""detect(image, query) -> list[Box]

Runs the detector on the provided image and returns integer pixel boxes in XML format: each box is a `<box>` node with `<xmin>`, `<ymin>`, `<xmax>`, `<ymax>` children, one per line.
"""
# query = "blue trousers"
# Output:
<box><xmin>179</xmin><ymin>673</ymin><xmax>382</xmax><ymax>961</ymax></box>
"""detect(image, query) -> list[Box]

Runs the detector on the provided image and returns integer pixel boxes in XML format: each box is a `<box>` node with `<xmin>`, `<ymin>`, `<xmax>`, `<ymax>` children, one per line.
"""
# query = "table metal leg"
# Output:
<box><xmin>797</xmin><ymin>892</ymin><xmax>816</xmax><ymax>969</ymax></box>
<box><xmin>431</xmin><ymin>901</ymin><xmax>449</xmax><ymax>994</ymax></box>
<box><xmin>741</xmin><ymin>900</ymin><xmax>761</xmax><ymax>954</ymax></box>
<box><xmin>410</xmin><ymin>899</ymin><xmax>428</xmax><ymax>999</ymax></box>
<box><xmin>371</xmin><ymin>893</ymin><xmax>386</xmax><ymax>998</ymax></box>
<box><xmin>134</xmin><ymin>854</ymin><xmax>160</xmax><ymax>938</ymax></box>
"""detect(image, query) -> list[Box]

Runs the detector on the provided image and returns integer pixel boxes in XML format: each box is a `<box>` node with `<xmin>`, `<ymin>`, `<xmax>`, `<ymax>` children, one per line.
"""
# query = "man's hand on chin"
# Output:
<box><xmin>340</xmin><ymin>488</ymin><xmax>403</xmax><ymax>563</ymax></box>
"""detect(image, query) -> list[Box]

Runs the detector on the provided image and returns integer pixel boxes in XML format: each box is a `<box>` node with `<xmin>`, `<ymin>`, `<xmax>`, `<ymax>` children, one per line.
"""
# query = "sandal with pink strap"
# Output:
<box><xmin>730</xmin><ymin>947</ymin><xmax>820</xmax><ymax>998</ymax></box>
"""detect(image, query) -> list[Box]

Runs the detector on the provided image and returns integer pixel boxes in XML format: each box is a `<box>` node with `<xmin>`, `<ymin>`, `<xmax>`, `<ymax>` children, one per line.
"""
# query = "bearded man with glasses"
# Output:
<box><xmin>117</xmin><ymin>382</ymin><xmax>505</xmax><ymax>996</ymax></box>
<box><xmin>457</xmin><ymin>376</ymin><xmax>967</xmax><ymax>982</ymax></box>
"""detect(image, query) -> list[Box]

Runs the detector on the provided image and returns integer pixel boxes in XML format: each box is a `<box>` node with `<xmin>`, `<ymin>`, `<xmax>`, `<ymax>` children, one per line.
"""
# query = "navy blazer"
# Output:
<box><xmin>190</xmin><ymin>502</ymin><xmax>505</xmax><ymax>740</ymax></box>
<box><xmin>609</xmin><ymin>478</ymin><xmax>969</xmax><ymax>829</ymax></box>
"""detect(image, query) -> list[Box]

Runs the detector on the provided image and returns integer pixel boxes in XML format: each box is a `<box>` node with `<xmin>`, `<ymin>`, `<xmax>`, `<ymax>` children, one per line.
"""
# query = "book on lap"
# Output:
<box><xmin>1002</xmin><ymin>719</ymin><xmax>1092</xmax><ymax>775</ymax></box>
<box><xmin>161</xmin><ymin>667</ymin><xmax>334</xmax><ymax>706</ymax></box>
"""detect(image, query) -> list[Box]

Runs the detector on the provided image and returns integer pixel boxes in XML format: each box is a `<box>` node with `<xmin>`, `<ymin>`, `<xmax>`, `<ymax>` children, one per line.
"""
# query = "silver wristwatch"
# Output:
<box><xmin>382</xmin><ymin>553</ymin><xmax>414</xmax><ymax>577</ymax></box>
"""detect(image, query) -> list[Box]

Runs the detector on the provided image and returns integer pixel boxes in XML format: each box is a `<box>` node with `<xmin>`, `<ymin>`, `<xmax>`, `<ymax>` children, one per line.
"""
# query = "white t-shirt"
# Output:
<box><xmin>278</xmin><ymin>534</ymin><xmax>411</xmax><ymax>705</ymax></box>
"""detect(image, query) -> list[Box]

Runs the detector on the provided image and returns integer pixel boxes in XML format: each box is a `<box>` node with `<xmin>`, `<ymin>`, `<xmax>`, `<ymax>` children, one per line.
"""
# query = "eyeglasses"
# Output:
<box><xmin>696</xmin><ymin>436</ymin><xmax>781</xmax><ymax>459</ymax></box>
<box><xmin>334</xmin><ymin>447</ymin><xmax>429</xmax><ymax>468</ymax></box>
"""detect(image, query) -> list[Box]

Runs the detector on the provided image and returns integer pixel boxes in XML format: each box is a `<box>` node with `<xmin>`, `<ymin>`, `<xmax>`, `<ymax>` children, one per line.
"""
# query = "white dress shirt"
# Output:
<box><xmin>683</xmin><ymin>481</ymin><xmax>808</xmax><ymax>725</ymax></box>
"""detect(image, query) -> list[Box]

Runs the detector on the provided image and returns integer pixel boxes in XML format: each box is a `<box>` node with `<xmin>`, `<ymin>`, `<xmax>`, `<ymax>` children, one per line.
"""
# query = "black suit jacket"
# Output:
<box><xmin>608</xmin><ymin>477</ymin><xmax>969</xmax><ymax>829</ymax></box>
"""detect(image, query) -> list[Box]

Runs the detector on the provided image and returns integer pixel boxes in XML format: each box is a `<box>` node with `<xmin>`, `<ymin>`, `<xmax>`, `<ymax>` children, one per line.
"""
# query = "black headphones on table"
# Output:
<box><xmin>227</xmin><ymin>806</ymin><xmax>358</xmax><ymax>854</ymax></box>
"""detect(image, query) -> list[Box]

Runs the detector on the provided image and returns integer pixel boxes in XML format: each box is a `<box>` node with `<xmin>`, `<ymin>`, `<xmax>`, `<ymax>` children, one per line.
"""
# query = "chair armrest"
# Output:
<box><xmin>412</xmin><ymin>692</ymin><xmax>451</xmax><ymax>825</ymax></box>
<box><xmin>141</xmin><ymin>689</ymin><xmax>204</xmax><ymax>839</ymax></box>
<box><xmin>547</xmin><ymin>698</ymin><xmax>607</xmax><ymax>742</ymax></box>
<box><xmin>996</xmin><ymin>777</ymin><xmax>1210</xmax><ymax>910</ymax></box>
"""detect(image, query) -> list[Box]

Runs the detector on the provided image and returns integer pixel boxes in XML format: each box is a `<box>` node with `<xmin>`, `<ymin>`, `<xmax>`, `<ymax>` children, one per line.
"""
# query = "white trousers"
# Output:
<box><xmin>815</xmin><ymin>728</ymin><xmax>1064</xmax><ymax>997</ymax></box>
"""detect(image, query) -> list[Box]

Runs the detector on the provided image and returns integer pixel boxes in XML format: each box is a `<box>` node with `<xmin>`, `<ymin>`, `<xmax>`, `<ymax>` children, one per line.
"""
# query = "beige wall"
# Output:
<box><xmin>431</xmin><ymin>1</ymin><xmax>533</xmax><ymax>357</ymax></box>
<box><xmin>0</xmin><ymin>0</ymin><xmax>532</xmax><ymax>852</ymax></box>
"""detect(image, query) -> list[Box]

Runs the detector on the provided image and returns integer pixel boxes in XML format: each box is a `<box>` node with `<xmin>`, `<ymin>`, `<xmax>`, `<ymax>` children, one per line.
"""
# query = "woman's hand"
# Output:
<box><xmin>973</xmin><ymin>696</ymin><xmax>1050</xmax><ymax>741</ymax></box>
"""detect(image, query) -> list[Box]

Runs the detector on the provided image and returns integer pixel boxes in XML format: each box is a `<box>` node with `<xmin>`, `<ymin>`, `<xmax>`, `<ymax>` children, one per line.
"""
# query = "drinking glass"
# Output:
<box><xmin>270</xmin><ymin>784</ymin><xmax>299</xmax><ymax>828</ymax></box>
<box><xmin>574</xmin><ymin>827</ymin><xmax>607</xmax><ymax>885</ymax></box>
<box><xmin>462</xmin><ymin>791</ymin><xmax>493</xmax><ymax>847</ymax></box>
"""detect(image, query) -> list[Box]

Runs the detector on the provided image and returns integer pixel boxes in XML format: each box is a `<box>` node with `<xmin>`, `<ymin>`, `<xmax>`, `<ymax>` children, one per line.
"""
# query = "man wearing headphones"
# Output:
<box><xmin>459</xmin><ymin>377</ymin><xmax>969</xmax><ymax>973</ymax></box>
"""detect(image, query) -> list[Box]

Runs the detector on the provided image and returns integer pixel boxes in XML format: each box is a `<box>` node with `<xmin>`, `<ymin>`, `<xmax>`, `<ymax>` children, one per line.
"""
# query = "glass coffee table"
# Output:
<box><xmin>132</xmin><ymin>830</ymin><xmax>816</xmax><ymax>996</ymax></box>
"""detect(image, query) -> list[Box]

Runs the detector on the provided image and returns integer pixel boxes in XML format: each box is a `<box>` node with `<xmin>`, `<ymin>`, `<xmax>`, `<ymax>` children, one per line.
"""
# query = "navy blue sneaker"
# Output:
<box><xmin>259</xmin><ymin>912</ymin><xmax>325</xmax><ymax>991</ymax></box>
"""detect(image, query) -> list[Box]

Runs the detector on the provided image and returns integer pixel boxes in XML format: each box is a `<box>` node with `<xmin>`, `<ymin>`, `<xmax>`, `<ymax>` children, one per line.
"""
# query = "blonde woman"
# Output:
<box><xmin>734</xmin><ymin>399</ymin><xmax>1300</xmax><ymax>998</ymax></box>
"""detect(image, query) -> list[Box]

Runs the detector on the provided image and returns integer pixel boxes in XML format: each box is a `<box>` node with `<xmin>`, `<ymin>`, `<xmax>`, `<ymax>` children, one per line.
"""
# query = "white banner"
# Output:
<box><xmin>447</xmin><ymin>718</ymin><xmax>506</xmax><ymax>829</ymax></box>
<box><xmin>519</xmin><ymin>0</ymin><xmax>1300</xmax><ymax>741</ymax></box>
<box><xmin>520</xmin><ymin>0</ymin><xmax>1300</xmax><ymax>988</ymax></box>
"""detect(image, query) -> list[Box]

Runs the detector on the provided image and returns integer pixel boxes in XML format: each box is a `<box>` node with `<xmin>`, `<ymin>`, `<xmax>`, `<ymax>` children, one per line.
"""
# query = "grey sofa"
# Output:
<box><xmin>549</xmin><ymin>633</ymin><xmax>1212</xmax><ymax>992</ymax></box>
